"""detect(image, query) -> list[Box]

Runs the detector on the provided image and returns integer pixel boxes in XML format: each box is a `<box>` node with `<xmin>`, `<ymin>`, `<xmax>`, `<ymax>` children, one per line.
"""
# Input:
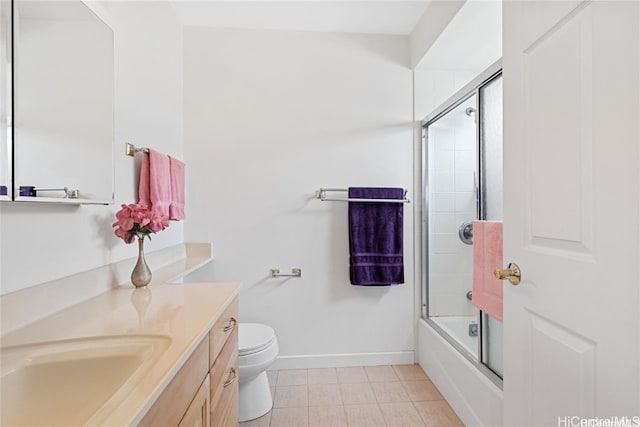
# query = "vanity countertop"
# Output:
<box><xmin>0</xmin><ymin>281</ymin><xmax>240</xmax><ymax>426</ymax></box>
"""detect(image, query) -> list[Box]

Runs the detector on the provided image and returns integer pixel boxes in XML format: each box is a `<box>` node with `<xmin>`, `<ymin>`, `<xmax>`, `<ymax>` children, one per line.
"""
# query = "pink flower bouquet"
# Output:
<box><xmin>113</xmin><ymin>203</ymin><xmax>169</xmax><ymax>244</ymax></box>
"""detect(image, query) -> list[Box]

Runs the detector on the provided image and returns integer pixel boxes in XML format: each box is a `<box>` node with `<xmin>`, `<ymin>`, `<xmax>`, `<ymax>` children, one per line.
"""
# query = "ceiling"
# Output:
<box><xmin>169</xmin><ymin>1</ymin><xmax>432</xmax><ymax>35</ymax></box>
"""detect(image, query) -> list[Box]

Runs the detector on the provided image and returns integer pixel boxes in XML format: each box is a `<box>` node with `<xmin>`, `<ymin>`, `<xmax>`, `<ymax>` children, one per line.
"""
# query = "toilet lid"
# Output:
<box><xmin>239</xmin><ymin>323</ymin><xmax>275</xmax><ymax>355</ymax></box>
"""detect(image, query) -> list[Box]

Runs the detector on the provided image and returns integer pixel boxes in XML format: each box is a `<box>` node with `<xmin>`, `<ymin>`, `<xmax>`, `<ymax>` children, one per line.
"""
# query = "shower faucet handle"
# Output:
<box><xmin>458</xmin><ymin>221</ymin><xmax>474</xmax><ymax>245</ymax></box>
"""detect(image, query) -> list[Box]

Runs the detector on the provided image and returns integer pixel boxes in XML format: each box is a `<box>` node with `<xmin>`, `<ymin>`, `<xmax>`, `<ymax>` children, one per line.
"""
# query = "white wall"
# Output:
<box><xmin>0</xmin><ymin>1</ymin><xmax>184</xmax><ymax>295</ymax></box>
<box><xmin>184</xmin><ymin>27</ymin><xmax>415</xmax><ymax>367</ymax></box>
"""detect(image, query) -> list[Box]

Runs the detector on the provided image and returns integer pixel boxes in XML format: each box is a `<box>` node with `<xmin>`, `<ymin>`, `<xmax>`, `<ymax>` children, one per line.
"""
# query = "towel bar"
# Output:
<box><xmin>34</xmin><ymin>187</ymin><xmax>79</xmax><ymax>199</ymax></box>
<box><xmin>270</xmin><ymin>268</ymin><xmax>302</xmax><ymax>278</ymax></box>
<box><xmin>315</xmin><ymin>188</ymin><xmax>410</xmax><ymax>204</ymax></box>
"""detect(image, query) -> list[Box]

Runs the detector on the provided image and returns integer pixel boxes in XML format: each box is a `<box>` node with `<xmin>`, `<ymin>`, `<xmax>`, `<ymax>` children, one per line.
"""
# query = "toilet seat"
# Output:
<box><xmin>239</xmin><ymin>323</ymin><xmax>276</xmax><ymax>356</ymax></box>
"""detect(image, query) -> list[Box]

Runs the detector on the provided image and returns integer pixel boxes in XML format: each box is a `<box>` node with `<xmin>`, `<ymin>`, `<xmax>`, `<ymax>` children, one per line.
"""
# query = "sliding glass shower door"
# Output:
<box><xmin>425</xmin><ymin>95</ymin><xmax>479</xmax><ymax>357</ymax></box>
<box><xmin>479</xmin><ymin>73</ymin><xmax>503</xmax><ymax>378</ymax></box>
<box><xmin>423</xmin><ymin>70</ymin><xmax>503</xmax><ymax>380</ymax></box>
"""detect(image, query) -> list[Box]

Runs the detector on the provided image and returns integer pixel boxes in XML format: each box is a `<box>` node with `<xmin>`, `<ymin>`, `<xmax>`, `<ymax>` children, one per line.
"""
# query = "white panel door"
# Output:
<box><xmin>503</xmin><ymin>1</ymin><xmax>639</xmax><ymax>425</ymax></box>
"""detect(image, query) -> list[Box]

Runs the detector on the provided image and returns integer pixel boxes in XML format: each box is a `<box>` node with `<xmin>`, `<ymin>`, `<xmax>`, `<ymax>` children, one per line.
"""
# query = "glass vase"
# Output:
<box><xmin>131</xmin><ymin>237</ymin><xmax>152</xmax><ymax>287</ymax></box>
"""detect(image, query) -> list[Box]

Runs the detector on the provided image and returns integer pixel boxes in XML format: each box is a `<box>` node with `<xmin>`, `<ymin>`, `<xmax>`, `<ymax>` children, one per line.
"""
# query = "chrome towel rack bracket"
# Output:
<box><xmin>125</xmin><ymin>142</ymin><xmax>149</xmax><ymax>157</ymax></box>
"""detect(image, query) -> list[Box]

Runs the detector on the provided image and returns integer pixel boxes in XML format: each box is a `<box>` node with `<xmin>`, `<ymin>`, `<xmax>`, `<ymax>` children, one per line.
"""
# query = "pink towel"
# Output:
<box><xmin>138</xmin><ymin>149</ymin><xmax>171</xmax><ymax>218</ymax></box>
<box><xmin>169</xmin><ymin>156</ymin><xmax>185</xmax><ymax>221</ymax></box>
<box><xmin>472</xmin><ymin>220</ymin><xmax>503</xmax><ymax>322</ymax></box>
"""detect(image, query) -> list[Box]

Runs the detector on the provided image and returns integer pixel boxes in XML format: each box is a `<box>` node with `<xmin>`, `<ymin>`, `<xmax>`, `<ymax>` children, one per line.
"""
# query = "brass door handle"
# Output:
<box><xmin>494</xmin><ymin>262</ymin><xmax>521</xmax><ymax>285</ymax></box>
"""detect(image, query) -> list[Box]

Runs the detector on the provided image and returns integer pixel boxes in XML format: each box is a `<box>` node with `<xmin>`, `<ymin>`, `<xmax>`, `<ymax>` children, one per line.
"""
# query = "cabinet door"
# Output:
<box><xmin>179</xmin><ymin>375</ymin><xmax>210</xmax><ymax>427</ymax></box>
<box><xmin>211</xmin><ymin>329</ymin><xmax>239</xmax><ymax>427</ymax></box>
<box><xmin>220</xmin><ymin>384</ymin><xmax>239</xmax><ymax>427</ymax></box>
<box><xmin>139</xmin><ymin>338</ymin><xmax>209</xmax><ymax>427</ymax></box>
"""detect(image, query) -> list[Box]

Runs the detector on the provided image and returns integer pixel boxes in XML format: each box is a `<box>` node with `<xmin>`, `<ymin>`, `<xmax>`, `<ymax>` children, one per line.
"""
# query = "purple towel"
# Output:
<box><xmin>348</xmin><ymin>187</ymin><xmax>404</xmax><ymax>286</ymax></box>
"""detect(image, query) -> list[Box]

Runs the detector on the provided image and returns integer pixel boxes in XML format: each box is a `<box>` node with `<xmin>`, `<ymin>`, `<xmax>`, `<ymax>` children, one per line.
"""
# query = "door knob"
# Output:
<box><xmin>494</xmin><ymin>262</ymin><xmax>521</xmax><ymax>285</ymax></box>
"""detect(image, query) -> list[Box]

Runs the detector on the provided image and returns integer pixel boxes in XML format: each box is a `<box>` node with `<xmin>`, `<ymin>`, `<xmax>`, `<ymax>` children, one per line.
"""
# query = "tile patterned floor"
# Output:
<box><xmin>240</xmin><ymin>365</ymin><xmax>464</xmax><ymax>427</ymax></box>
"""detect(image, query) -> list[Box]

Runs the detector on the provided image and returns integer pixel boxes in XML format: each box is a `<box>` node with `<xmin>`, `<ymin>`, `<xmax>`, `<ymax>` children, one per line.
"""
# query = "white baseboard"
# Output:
<box><xmin>270</xmin><ymin>351</ymin><xmax>415</xmax><ymax>370</ymax></box>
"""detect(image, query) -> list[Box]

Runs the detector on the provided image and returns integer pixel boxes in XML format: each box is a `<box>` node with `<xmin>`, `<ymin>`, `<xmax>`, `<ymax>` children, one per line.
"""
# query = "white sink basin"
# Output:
<box><xmin>1</xmin><ymin>334</ymin><xmax>171</xmax><ymax>426</ymax></box>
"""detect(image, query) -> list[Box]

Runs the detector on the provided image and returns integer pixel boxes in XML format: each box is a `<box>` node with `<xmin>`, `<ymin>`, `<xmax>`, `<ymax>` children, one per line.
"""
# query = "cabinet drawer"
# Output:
<box><xmin>210</xmin><ymin>329</ymin><xmax>239</xmax><ymax>427</ymax></box>
<box><xmin>209</xmin><ymin>298</ymin><xmax>238</xmax><ymax>368</ymax></box>
<box><xmin>140</xmin><ymin>336</ymin><xmax>210</xmax><ymax>427</ymax></box>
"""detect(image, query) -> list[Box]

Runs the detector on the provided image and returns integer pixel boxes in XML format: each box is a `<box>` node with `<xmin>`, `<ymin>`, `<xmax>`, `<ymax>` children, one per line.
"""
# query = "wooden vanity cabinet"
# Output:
<box><xmin>139</xmin><ymin>297</ymin><xmax>239</xmax><ymax>427</ymax></box>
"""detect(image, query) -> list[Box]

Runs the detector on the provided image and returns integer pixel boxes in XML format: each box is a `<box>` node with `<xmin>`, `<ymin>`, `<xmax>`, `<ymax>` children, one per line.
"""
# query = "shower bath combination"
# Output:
<box><xmin>422</xmin><ymin>69</ymin><xmax>503</xmax><ymax>381</ymax></box>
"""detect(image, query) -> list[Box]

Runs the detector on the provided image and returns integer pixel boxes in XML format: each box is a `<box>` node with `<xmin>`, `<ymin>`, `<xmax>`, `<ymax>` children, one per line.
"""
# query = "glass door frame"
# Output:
<box><xmin>420</xmin><ymin>60</ymin><xmax>503</xmax><ymax>388</ymax></box>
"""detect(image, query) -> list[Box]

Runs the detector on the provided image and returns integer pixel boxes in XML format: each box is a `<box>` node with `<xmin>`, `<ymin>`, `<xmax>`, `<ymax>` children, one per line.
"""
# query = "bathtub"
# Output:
<box><xmin>418</xmin><ymin>318</ymin><xmax>503</xmax><ymax>426</ymax></box>
<box><xmin>430</xmin><ymin>315</ymin><xmax>478</xmax><ymax>358</ymax></box>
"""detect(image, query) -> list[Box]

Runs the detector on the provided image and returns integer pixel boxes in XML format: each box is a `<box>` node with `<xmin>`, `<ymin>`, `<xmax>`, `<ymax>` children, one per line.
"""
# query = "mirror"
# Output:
<box><xmin>12</xmin><ymin>0</ymin><xmax>113</xmax><ymax>204</ymax></box>
<box><xmin>0</xmin><ymin>0</ymin><xmax>11</xmax><ymax>201</ymax></box>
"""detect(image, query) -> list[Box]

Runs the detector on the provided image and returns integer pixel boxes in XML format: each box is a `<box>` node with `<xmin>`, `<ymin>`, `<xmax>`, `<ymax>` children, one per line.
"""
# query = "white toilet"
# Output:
<box><xmin>238</xmin><ymin>323</ymin><xmax>279</xmax><ymax>422</ymax></box>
